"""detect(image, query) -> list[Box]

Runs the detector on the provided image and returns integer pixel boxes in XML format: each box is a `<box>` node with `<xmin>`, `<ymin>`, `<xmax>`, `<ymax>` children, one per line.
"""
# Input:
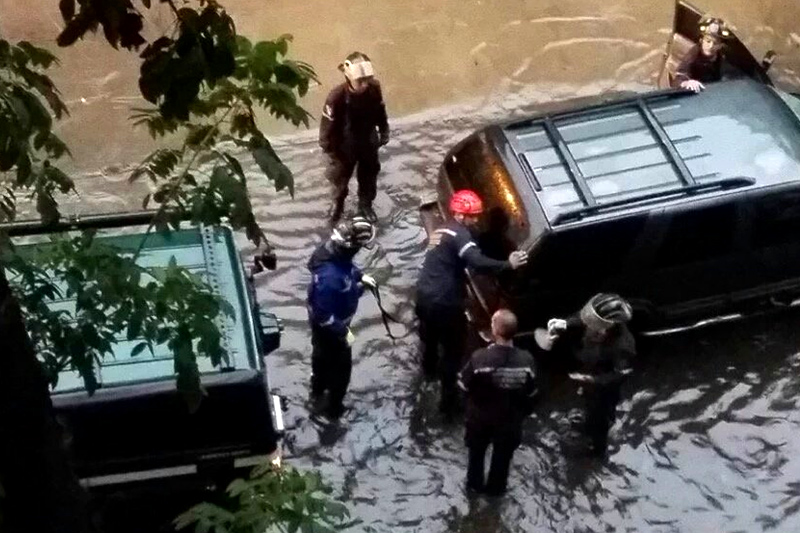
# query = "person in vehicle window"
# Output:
<box><xmin>535</xmin><ymin>293</ymin><xmax>636</xmax><ymax>457</ymax></box>
<box><xmin>416</xmin><ymin>189</ymin><xmax>529</xmax><ymax>415</ymax></box>
<box><xmin>458</xmin><ymin>309</ymin><xmax>537</xmax><ymax>496</ymax></box>
<box><xmin>319</xmin><ymin>52</ymin><xmax>390</xmax><ymax>226</ymax></box>
<box><xmin>306</xmin><ymin>216</ymin><xmax>378</xmax><ymax>419</ymax></box>
<box><xmin>672</xmin><ymin>17</ymin><xmax>733</xmax><ymax>93</ymax></box>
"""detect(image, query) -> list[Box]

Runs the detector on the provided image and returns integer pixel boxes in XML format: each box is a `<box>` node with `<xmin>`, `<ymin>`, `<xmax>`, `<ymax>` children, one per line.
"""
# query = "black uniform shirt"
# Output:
<box><xmin>416</xmin><ymin>220</ymin><xmax>510</xmax><ymax>309</ymax></box>
<box><xmin>319</xmin><ymin>81</ymin><xmax>389</xmax><ymax>156</ymax></box>
<box><xmin>458</xmin><ymin>344</ymin><xmax>537</xmax><ymax>428</ymax></box>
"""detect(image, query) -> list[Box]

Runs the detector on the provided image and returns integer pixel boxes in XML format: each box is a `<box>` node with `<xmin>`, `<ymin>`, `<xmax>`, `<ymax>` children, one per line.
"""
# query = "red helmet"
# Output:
<box><xmin>449</xmin><ymin>190</ymin><xmax>484</xmax><ymax>215</ymax></box>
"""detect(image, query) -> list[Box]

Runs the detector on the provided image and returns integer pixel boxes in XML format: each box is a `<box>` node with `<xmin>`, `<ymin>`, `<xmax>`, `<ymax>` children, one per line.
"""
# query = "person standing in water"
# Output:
<box><xmin>672</xmin><ymin>17</ymin><xmax>733</xmax><ymax>93</ymax></box>
<box><xmin>319</xmin><ymin>52</ymin><xmax>390</xmax><ymax>225</ymax></box>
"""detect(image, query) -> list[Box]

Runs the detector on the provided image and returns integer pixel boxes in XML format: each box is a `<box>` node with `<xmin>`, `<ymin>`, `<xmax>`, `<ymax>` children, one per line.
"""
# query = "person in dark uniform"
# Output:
<box><xmin>535</xmin><ymin>293</ymin><xmax>636</xmax><ymax>457</ymax></box>
<box><xmin>672</xmin><ymin>17</ymin><xmax>733</xmax><ymax>93</ymax></box>
<box><xmin>416</xmin><ymin>190</ymin><xmax>529</xmax><ymax>414</ymax></box>
<box><xmin>458</xmin><ymin>309</ymin><xmax>537</xmax><ymax>496</ymax></box>
<box><xmin>319</xmin><ymin>52</ymin><xmax>390</xmax><ymax>225</ymax></box>
<box><xmin>307</xmin><ymin>216</ymin><xmax>377</xmax><ymax>419</ymax></box>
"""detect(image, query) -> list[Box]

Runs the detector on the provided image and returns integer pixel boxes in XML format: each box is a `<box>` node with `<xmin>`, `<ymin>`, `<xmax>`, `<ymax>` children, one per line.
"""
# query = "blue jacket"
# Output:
<box><xmin>307</xmin><ymin>241</ymin><xmax>364</xmax><ymax>338</ymax></box>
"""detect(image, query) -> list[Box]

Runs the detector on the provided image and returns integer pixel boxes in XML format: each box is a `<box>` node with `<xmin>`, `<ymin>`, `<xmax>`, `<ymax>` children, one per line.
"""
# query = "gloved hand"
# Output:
<box><xmin>379</xmin><ymin>132</ymin><xmax>390</xmax><ymax>147</ymax></box>
<box><xmin>345</xmin><ymin>329</ymin><xmax>355</xmax><ymax>347</ymax></box>
<box><xmin>508</xmin><ymin>250</ymin><xmax>529</xmax><ymax>269</ymax></box>
<box><xmin>361</xmin><ymin>274</ymin><xmax>377</xmax><ymax>289</ymax></box>
<box><xmin>547</xmin><ymin>318</ymin><xmax>568</xmax><ymax>337</ymax></box>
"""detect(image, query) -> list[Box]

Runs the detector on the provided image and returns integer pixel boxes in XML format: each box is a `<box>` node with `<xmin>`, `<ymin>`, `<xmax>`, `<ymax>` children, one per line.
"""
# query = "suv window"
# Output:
<box><xmin>529</xmin><ymin>215</ymin><xmax>649</xmax><ymax>285</ymax></box>
<box><xmin>652</xmin><ymin>203</ymin><xmax>739</xmax><ymax>268</ymax></box>
<box><xmin>751</xmin><ymin>189</ymin><xmax>800</xmax><ymax>248</ymax></box>
<box><xmin>443</xmin><ymin>135</ymin><xmax>530</xmax><ymax>251</ymax></box>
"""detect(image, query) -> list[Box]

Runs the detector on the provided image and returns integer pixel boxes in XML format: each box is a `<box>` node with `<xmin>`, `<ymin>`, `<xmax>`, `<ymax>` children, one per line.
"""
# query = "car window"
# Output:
<box><xmin>751</xmin><ymin>189</ymin><xmax>800</xmax><ymax>248</ymax></box>
<box><xmin>652</xmin><ymin>203</ymin><xmax>739</xmax><ymax>268</ymax></box>
<box><xmin>528</xmin><ymin>215</ymin><xmax>649</xmax><ymax>284</ymax></box>
<box><xmin>444</xmin><ymin>135</ymin><xmax>531</xmax><ymax>249</ymax></box>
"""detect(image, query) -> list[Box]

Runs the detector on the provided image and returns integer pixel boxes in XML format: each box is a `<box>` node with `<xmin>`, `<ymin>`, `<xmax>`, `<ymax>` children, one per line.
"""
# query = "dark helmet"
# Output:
<box><xmin>331</xmin><ymin>216</ymin><xmax>375</xmax><ymax>249</ymax></box>
<box><xmin>698</xmin><ymin>17</ymin><xmax>732</xmax><ymax>42</ymax></box>
<box><xmin>580</xmin><ymin>293</ymin><xmax>633</xmax><ymax>330</ymax></box>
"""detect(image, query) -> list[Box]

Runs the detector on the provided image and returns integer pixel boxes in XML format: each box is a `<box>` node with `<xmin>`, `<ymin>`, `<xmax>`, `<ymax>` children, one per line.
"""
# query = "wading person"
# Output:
<box><xmin>306</xmin><ymin>216</ymin><xmax>377</xmax><ymax>419</ymax></box>
<box><xmin>416</xmin><ymin>190</ymin><xmax>529</xmax><ymax>415</ymax></box>
<box><xmin>671</xmin><ymin>17</ymin><xmax>732</xmax><ymax>93</ymax></box>
<box><xmin>458</xmin><ymin>309</ymin><xmax>537</xmax><ymax>496</ymax></box>
<box><xmin>319</xmin><ymin>51</ymin><xmax>390</xmax><ymax>225</ymax></box>
<box><xmin>536</xmin><ymin>293</ymin><xmax>636</xmax><ymax>457</ymax></box>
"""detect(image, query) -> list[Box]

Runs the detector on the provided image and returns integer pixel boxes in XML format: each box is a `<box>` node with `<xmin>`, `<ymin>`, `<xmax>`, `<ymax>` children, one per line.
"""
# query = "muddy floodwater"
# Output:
<box><xmin>4</xmin><ymin>0</ymin><xmax>800</xmax><ymax>531</ymax></box>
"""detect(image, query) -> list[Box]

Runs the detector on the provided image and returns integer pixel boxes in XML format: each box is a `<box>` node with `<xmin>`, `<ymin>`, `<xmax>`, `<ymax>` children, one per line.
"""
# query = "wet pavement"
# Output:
<box><xmin>55</xmin><ymin>83</ymin><xmax>800</xmax><ymax>532</ymax></box>
<box><xmin>4</xmin><ymin>0</ymin><xmax>800</xmax><ymax>531</ymax></box>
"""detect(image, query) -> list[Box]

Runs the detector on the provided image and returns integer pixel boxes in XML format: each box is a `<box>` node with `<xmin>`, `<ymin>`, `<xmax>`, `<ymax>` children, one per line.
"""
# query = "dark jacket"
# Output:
<box><xmin>458</xmin><ymin>344</ymin><xmax>537</xmax><ymax>429</ymax></box>
<box><xmin>416</xmin><ymin>220</ymin><xmax>510</xmax><ymax>310</ymax></box>
<box><xmin>554</xmin><ymin>316</ymin><xmax>636</xmax><ymax>386</ymax></box>
<box><xmin>672</xmin><ymin>44</ymin><xmax>723</xmax><ymax>86</ymax></box>
<box><xmin>319</xmin><ymin>81</ymin><xmax>389</xmax><ymax>156</ymax></box>
<box><xmin>307</xmin><ymin>241</ymin><xmax>364</xmax><ymax>339</ymax></box>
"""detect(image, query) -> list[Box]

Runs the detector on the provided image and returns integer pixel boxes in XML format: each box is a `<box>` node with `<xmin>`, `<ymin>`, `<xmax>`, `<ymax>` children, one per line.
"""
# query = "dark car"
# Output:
<box><xmin>420</xmin><ymin>77</ymin><xmax>800</xmax><ymax>339</ymax></box>
<box><xmin>6</xmin><ymin>213</ymin><xmax>285</xmax><ymax>492</ymax></box>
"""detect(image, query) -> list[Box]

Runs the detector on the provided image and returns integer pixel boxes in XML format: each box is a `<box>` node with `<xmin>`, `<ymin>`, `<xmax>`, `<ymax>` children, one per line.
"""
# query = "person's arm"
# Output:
<box><xmin>319</xmin><ymin>89</ymin><xmax>341</xmax><ymax>154</ymax></box>
<box><xmin>373</xmin><ymin>80</ymin><xmax>390</xmax><ymax>145</ymax></box>
<box><xmin>310</xmin><ymin>265</ymin><xmax>349</xmax><ymax>339</ymax></box>
<box><xmin>672</xmin><ymin>46</ymin><xmax>698</xmax><ymax>86</ymax></box>
<box><xmin>521</xmin><ymin>353</ymin><xmax>539</xmax><ymax>414</ymax></box>
<box><xmin>457</xmin><ymin>357</ymin><xmax>475</xmax><ymax>394</ymax></box>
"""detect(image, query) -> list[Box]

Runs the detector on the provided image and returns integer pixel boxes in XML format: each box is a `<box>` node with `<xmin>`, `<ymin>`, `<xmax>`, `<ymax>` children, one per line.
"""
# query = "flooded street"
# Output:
<box><xmin>3</xmin><ymin>0</ymin><xmax>800</xmax><ymax>531</ymax></box>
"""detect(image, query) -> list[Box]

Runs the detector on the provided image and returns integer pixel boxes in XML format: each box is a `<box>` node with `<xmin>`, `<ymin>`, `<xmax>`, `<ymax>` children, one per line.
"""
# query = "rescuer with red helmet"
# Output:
<box><xmin>415</xmin><ymin>189</ymin><xmax>529</xmax><ymax>415</ymax></box>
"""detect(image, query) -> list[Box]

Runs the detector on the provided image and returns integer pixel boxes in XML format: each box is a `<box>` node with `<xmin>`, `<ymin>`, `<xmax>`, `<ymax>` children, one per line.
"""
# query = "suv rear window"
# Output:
<box><xmin>442</xmin><ymin>135</ymin><xmax>531</xmax><ymax>253</ymax></box>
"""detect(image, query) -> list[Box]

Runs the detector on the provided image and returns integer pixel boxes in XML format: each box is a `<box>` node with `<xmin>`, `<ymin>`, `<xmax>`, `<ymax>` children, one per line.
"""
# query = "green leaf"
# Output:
<box><xmin>250</xmin><ymin>137</ymin><xmax>294</xmax><ymax>197</ymax></box>
<box><xmin>131</xmin><ymin>341</ymin><xmax>148</xmax><ymax>357</ymax></box>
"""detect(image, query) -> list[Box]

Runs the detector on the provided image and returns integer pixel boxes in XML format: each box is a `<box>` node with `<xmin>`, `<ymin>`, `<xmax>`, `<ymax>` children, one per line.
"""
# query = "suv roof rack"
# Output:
<box><xmin>551</xmin><ymin>176</ymin><xmax>756</xmax><ymax>224</ymax></box>
<box><xmin>502</xmin><ymin>88</ymin><xmax>766</xmax><ymax>224</ymax></box>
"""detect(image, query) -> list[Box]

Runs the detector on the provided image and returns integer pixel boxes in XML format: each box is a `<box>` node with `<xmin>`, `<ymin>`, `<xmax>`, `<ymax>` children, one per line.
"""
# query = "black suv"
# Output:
<box><xmin>421</xmin><ymin>77</ymin><xmax>800</xmax><ymax>337</ymax></box>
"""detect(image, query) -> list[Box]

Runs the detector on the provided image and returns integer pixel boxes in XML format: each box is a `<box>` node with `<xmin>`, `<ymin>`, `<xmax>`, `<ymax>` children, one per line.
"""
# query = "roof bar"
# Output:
<box><xmin>551</xmin><ymin>176</ymin><xmax>755</xmax><ymax>224</ymax></box>
<box><xmin>636</xmin><ymin>100</ymin><xmax>697</xmax><ymax>186</ymax></box>
<box><xmin>542</xmin><ymin>117</ymin><xmax>597</xmax><ymax>207</ymax></box>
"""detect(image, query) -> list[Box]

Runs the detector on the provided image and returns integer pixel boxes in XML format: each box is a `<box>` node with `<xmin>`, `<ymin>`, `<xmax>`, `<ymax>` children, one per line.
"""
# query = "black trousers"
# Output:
<box><xmin>583</xmin><ymin>382</ymin><xmax>621</xmax><ymax>454</ymax></box>
<box><xmin>465</xmin><ymin>423</ymin><xmax>521</xmax><ymax>495</ymax></box>
<box><xmin>325</xmin><ymin>148</ymin><xmax>380</xmax><ymax>219</ymax></box>
<box><xmin>310</xmin><ymin>327</ymin><xmax>352</xmax><ymax>417</ymax></box>
<box><xmin>415</xmin><ymin>301</ymin><xmax>467</xmax><ymax>409</ymax></box>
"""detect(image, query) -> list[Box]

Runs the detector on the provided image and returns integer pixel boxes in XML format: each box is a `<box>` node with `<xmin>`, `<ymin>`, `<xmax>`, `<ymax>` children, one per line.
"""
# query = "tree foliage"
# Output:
<box><xmin>0</xmin><ymin>0</ymin><xmax>318</xmax><ymax>400</ymax></box>
<box><xmin>175</xmin><ymin>464</ymin><xmax>358</xmax><ymax>533</ymax></box>
<box><xmin>0</xmin><ymin>1</ymin><xmax>339</xmax><ymax>530</ymax></box>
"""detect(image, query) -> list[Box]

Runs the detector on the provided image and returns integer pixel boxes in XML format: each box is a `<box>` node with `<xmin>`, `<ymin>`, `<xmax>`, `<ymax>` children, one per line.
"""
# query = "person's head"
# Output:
<box><xmin>339</xmin><ymin>52</ymin><xmax>374</xmax><ymax>94</ymax></box>
<box><xmin>579</xmin><ymin>293</ymin><xmax>633</xmax><ymax>338</ymax></box>
<box><xmin>330</xmin><ymin>216</ymin><xmax>375</xmax><ymax>258</ymax></box>
<box><xmin>449</xmin><ymin>189</ymin><xmax>484</xmax><ymax>227</ymax></box>
<box><xmin>491</xmin><ymin>309</ymin><xmax>518</xmax><ymax>342</ymax></box>
<box><xmin>698</xmin><ymin>17</ymin><xmax>730</xmax><ymax>57</ymax></box>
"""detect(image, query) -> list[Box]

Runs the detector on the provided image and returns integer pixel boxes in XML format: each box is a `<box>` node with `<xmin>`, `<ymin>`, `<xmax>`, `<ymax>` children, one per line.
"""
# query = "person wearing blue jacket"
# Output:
<box><xmin>307</xmin><ymin>216</ymin><xmax>377</xmax><ymax>419</ymax></box>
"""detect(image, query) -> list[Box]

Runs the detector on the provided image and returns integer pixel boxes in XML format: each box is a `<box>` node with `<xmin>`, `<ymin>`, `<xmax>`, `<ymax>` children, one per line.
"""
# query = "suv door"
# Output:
<box><xmin>748</xmin><ymin>185</ymin><xmax>800</xmax><ymax>296</ymax></box>
<box><xmin>510</xmin><ymin>212</ymin><xmax>655</xmax><ymax>330</ymax></box>
<box><xmin>640</xmin><ymin>197</ymin><xmax>752</xmax><ymax>320</ymax></box>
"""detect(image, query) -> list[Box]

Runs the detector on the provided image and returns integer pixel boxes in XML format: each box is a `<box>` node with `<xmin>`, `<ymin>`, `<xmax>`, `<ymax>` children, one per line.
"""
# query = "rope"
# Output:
<box><xmin>366</xmin><ymin>284</ymin><xmax>414</xmax><ymax>341</ymax></box>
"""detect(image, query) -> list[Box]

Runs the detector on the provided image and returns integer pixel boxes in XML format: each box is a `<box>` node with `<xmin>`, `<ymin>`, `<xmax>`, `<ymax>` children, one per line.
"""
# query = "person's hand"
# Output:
<box><xmin>345</xmin><ymin>329</ymin><xmax>355</xmax><ymax>347</ymax></box>
<box><xmin>680</xmin><ymin>79</ymin><xmax>705</xmax><ymax>93</ymax></box>
<box><xmin>508</xmin><ymin>250</ymin><xmax>529</xmax><ymax>269</ymax></box>
<box><xmin>568</xmin><ymin>372</ymin><xmax>594</xmax><ymax>383</ymax></box>
<box><xmin>361</xmin><ymin>274</ymin><xmax>377</xmax><ymax>289</ymax></box>
<box><xmin>547</xmin><ymin>318</ymin><xmax>568</xmax><ymax>338</ymax></box>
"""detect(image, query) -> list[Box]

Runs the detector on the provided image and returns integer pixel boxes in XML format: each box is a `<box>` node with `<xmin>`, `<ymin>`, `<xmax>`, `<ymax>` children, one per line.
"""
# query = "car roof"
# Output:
<box><xmin>500</xmin><ymin>78</ymin><xmax>800</xmax><ymax>225</ymax></box>
<box><xmin>11</xmin><ymin>226</ymin><xmax>260</xmax><ymax>394</ymax></box>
